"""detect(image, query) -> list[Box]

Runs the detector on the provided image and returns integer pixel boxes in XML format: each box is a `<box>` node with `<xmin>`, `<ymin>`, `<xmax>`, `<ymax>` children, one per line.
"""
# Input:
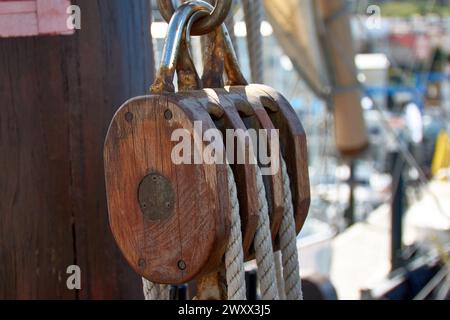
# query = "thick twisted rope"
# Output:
<box><xmin>142</xmin><ymin>279</ymin><xmax>170</xmax><ymax>300</ymax></box>
<box><xmin>279</xmin><ymin>157</ymin><xmax>303</xmax><ymax>300</ymax></box>
<box><xmin>159</xmin><ymin>284</ymin><xmax>171</xmax><ymax>300</ymax></box>
<box><xmin>225</xmin><ymin>1</ymin><xmax>239</xmax><ymax>57</ymax></box>
<box><xmin>274</xmin><ymin>251</ymin><xmax>287</xmax><ymax>300</ymax></box>
<box><xmin>254</xmin><ymin>166</ymin><xmax>279</xmax><ymax>300</ymax></box>
<box><xmin>225</xmin><ymin>165</ymin><xmax>247</xmax><ymax>300</ymax></box>
<box><xmin>142</xmin><ymin>278</ymin><xmax>158</xmax><ymax>300</ymax></box>
<box><xmin>242</xmin><ymin>0</ymin><xmax>264</xmax><ymax>83</ymax></box>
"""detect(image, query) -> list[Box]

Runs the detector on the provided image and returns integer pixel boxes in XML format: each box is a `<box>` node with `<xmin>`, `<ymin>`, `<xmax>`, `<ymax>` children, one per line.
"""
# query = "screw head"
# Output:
<box><xmin>164</xmin><ymin>109</ymin><xmax>173</xmax><ymax>121</ymax></box>
<box><xmin>138</xmin><ymin>258</ymin><xmax>146</xmax><ymax>268</ymax></box>
<box><xmin>125</xmin><ymin>112</ymin><xmax>134</xmax><ymax>123</ymax></box>
<box><xmin>177</xmin><ymin>260</ymin><xmax>186</xmax><ymax>270</ymax></box>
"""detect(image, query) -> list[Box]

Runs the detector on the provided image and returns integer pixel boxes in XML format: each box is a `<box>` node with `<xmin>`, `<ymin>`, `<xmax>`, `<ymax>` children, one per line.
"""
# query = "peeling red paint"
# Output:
<box><xmin>0</xmin><ymin>0</ymin><xmax>74</xmax><ymax>38</ymax></box>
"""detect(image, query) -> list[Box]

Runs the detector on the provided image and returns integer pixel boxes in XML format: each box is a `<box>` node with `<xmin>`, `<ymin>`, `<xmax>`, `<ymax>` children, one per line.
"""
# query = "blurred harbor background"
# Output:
<box><xmin>0</xmin><ymin>0</ymin><xmax>449</xmax><ymax>300</ymax></box>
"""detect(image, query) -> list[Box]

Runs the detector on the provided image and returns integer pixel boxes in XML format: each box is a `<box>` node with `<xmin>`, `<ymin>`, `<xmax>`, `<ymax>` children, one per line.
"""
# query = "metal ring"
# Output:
<box><xmin>185</xmin><ymin>1</ymin><xmax>247</xmax><ymax>86</ymax></box>
<box><xmin>186</xmin><ymin>11</ymin><xmax>209</xmax><ymax>44</ymax></box>
<box><xmin>158</xmin><ymin>0</ymin><xmax>232</xmax><ymax>35</ymax></box>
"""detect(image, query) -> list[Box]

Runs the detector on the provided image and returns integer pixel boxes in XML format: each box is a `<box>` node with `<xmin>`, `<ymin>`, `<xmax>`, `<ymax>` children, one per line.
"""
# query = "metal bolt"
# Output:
<box><xmin>138</xmin><ymin>258</ymin><xmax>146</xmax><ymax>268</ymax></box>
<box><xmin>125</xmin><ymin>112</ymin><xmax>134</xmax><ymax>123</ymax></box>
<box><xmin>177</xmin><ymin>260</ymin><xmax>186</xmax><ymax>270</ymax></box>
<box><xmin>164</xmin><ymin>109</ymin><xmax>173</xmax><ymax>121</ymax></box>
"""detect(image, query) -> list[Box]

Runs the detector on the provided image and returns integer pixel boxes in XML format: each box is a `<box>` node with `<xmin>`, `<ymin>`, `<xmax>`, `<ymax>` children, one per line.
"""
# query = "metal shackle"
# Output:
<box><xmin>158</xmin><ymin>0</ymin><xmax>232</xmax><ymax>36</ymax></box>
<box><xmin>151</xmin><ymin>0</ymin><xmax>246</xmax><ymax>94</ymax></box>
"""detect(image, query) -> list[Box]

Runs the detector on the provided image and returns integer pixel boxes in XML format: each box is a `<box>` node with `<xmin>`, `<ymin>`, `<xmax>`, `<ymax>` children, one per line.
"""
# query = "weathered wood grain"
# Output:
<box><xmin>0</xmin><ymin>0</ymin><xmax>153</xmax><ymax>299</ymax></box>
<box><xmin>104</xmin><ymin>95</ymin><xmax>231</xmax><ymax>284</ymax></box>
<box><xmin>176</xmin><ymin>89</ymin><xmax>260</xmax><ymax>257</ymax></box>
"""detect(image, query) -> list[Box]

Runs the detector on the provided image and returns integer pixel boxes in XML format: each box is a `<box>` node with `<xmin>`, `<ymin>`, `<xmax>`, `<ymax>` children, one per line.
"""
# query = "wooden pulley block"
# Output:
<box><xmin>171</xmin><ymin>90</ymin><xmax>260</xmax><ymax>257</ymax></box>
<box><xmin>194</xmin><ymin>7</ymin><xmax>310</xmax><ymax>238</ymax></box>
<box><xmin>178</xmin><ymin>14</ymin><xmax>285</xmax><ymax>251</ymax></box>
<box><xmin>224</xmin><ymin>85</ymin><xmax>311</xmax><ymax>234</ymax></box>
<box><xmin>104</xmin><ymin>95</ymin><xmax>231</xmax><ymax>285</ymax></box>
<box><xmin>211</xmin><ymin>89</ymin><xmax>285</xmax><ymax>243</ymax></box>
<box><xmin>103</xmin><ymin>0</ymin><xmax>311</xmax><ymax>291</ymax></box>
<box><xmin>209</xmin><ymin>31</ymin><xmax>311</xmax><ymax>236</ymax></box>
<box><xmin>169</xmin><ymin>15</ymin><xmax>261</xmax><ymax>258</ymax></box>
<box><xmin>103</xmin><ymin>3</ymin><xmax>233</xmax><ymax>285</ymax></box>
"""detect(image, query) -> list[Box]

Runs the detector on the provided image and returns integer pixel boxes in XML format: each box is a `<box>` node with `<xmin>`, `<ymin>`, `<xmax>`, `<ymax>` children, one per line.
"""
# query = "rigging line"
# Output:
<box><xmin>320</xmin><ymin>113</ymin><xmax>331</xmax><ymax>180</ymax></box>
<box><xmin>254</xmin><ymin>165</ymin><xmax>279</xmax><ymax>300</ymax></box>
<box><xmin>224</xmin><ymin>0</ymin><xmax>241</xmax><ymax>57</ymax></box>
<box><xmin>225</xmin><ymin>164</ymin><xmax>247</xmax><ymax>300</ymax></box>
<box><xmin>242</xmin><ymin>0</ymin><xmax>264</xmax><ymax>83</ymax></box>
<box><xmin>286</xmin><ymin>75</ymin><xmax>306</xmax><ymax>101</ymax></box>
<box><xmin>150</xmin><ymin>0</ymin><xmax>160</xmax><ymax>78</ymax></box>
<box><xmin>279</xmin><ymin>157</ymin><xmax>303</xmax><ymax>300</ymax></box>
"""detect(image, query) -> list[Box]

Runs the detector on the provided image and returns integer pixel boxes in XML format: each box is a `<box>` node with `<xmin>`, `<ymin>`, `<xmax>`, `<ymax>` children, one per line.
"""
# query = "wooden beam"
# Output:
<box><xmin>0</xmin><ymin>0</ymin><xmax>154</xmax><ymax>299</ymax></box>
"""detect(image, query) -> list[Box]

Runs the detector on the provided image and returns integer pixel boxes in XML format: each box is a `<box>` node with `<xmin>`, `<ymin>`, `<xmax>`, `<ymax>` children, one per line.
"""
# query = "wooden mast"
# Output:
<box><xmin>0</xmin><ymin>0</ymin><xmax>154</xmax><ymax>299</ymax></box>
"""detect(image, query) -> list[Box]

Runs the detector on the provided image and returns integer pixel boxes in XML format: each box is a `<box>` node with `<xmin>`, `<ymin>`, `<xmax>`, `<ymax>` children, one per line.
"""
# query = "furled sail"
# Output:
<box><xmin>263</xmin><ymin>0</ymin><xmax>368</xmax><ymax>156</ymax></box>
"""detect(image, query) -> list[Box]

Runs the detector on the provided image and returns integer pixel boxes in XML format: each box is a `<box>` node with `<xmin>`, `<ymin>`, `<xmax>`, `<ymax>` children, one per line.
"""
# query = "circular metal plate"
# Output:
<box><xmin>138</xmin><ymin>172</ymin><xmax>175</xmax><ymax>221</ymax></box>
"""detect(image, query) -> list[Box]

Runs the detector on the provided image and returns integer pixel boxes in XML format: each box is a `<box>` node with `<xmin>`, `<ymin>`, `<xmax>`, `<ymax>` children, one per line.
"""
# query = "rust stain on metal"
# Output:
<box><xmin>202</xmin><ymin>28</ymin><xmax>225</xmax><ymax>89</ymax></box>
<box><xmin>150</xmin><ymin>66</ymin><xmax>176</xmax><ymax>93</ymax></box>
<box><xmin>177</xmin><ymin>38</ymin><xmax>202</xmax><ymax>91</ymax></box>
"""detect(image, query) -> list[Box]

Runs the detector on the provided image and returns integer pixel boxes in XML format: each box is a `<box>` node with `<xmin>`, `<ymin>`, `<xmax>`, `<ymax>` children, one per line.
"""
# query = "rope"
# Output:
<box><xmin>279</xmin><ymin>157</ymin><xmax>303</xmax><ymax>300</ymax></box>
<box><xmin>242</xmin><ymin>0</ymin><xmax>264</xmax><ymax>83</ymax></box>
<box><xmin>142</xmin><ymin>279</ymin><xmax>170</xmax><ymax>300</ymax></box>
<box><xmin>243</xmin><ymin>0</ymin><xmax>302</xmax><ymax>300</ymax></box>
<box><xmin>225</xmin><ymin>165</ymin><xmax>247</xmax><ymax>300</ymax></box>
<box><xmin>141</xmin><ymin>161</ymin><xmax>302</xmax><ymax>301</ymax></box>
<box><xmin>252</xmin><ymin>156</ymin><xmax>303</xmax><ymax>300</ymax></box>
<box><xmin>225</xmin><ymin>1</ymin><xmax>239</xmax><ymax>57</ymax></box>
<box><xmin>254</xmin><ymin>166</ymin><xmax>279</xmax><ymax>300</ymax></box>
<box><xmin>274</xmin><ymin>251</ymin><xmax>287</xmax><ymax>300</ymax></box>
<box><xmin>159</xmin><ymin>284</ymin><xmax>171</xmax><ymax>300</ymax></box>
<box><xmin>142</xmin><ymin>278</ymin><xmax>158</xmax><ymax>300</ymax></box>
